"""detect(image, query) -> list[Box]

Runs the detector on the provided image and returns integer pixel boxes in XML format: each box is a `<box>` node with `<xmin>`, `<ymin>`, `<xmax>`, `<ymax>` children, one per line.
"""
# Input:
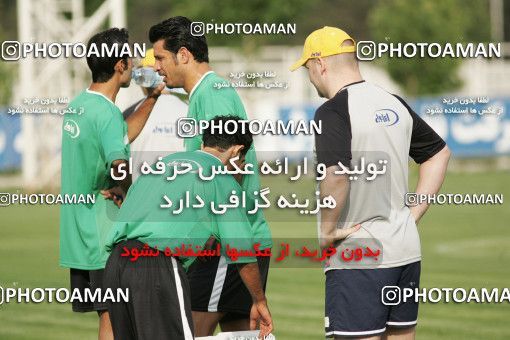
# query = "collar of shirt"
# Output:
<box><xmin>189</xmin><ymin>71</ymin><xmax>215</xmax><ymax>99</ymax></box>
<box><xmin>196</xmin><ymin>149</ymin><xmax>223</xmax><ymax>165</ymax></box>
<box><xmin>86</xmin><ymin>88</ymin><xmax>116</xmax><ymax>105</ymax></box>
<box><xmin>338</xmin><ymin>80</ymin><xmax>366</xmax><ymax>93</ymax></box>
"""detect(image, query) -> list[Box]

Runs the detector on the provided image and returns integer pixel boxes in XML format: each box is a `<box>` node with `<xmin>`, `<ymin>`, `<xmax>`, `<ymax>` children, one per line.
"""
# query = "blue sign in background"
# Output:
<box><xmin>412</xmin><ymin>97</ymin><xmax>509</xmax><ymax>157</ymax></box>
<box><xmin>278</xmin><ymin>97</ymin><xmax>510</xmax><ymax>158</ymax></box>
<box><xmin>0</xmin><ymin>109</ymin><xmax>21</xmax><ymax>171</ymax></box>
<box><xmin>1</xmin><ymin>97</ymin><xmax>509</xmax><ymax>172</ymax></box>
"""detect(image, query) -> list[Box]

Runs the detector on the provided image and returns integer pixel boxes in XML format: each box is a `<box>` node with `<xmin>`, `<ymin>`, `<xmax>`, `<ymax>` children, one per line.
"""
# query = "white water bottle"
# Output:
<box><xmin>132</xmin><ymin>67</ymin><xmax>164</xmax><ymax>88</ymax></box>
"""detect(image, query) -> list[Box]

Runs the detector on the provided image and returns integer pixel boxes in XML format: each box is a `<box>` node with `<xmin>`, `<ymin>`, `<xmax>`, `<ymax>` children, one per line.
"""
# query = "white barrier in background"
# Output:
<box><xmin>196</xmin><ymin>330</ymin><xmax>275</xmax><ymax>339</ymax></box>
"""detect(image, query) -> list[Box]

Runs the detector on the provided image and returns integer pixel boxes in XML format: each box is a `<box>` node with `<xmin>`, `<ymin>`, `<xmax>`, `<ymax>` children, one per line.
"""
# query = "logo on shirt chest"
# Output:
<box><xmin>152</xmin><ymin>124</ymin><xmax>175</xmax><ymax>135</ymax></box>
<box><xmin>63</xmin><ymin>120</ymin><xmax>80</xmax><ymax>138</ymax></box>
<box><xmin>374</xmin><ymin>109</ymin><xmax>399</xmax><ymax>126</ymax></box>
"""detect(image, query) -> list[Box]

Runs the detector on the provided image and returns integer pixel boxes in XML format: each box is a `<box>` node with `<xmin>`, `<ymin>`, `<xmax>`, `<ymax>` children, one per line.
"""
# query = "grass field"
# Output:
<box><xmin>0</xmin><ymin>169</ymin><xmax>509</xmax><ymax>339</ymax></box>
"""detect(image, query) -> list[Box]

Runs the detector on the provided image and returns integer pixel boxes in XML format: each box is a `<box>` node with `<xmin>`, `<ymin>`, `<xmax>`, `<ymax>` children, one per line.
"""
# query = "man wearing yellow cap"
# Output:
<box><xmin>291</xmin><ymin>27</ymin><xmax>450</xmax><ymax>339</ymax></box>
<box><xmin>123</xmin><ymin>48</ymin><xmax>188</xmax><ymax>181</ymax></box>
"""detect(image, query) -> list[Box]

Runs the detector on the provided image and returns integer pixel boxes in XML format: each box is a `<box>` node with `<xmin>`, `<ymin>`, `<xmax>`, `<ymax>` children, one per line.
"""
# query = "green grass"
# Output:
<box><xmin>0</xmin><ymin>169</ymin><xmax>509</xmax><ymax>339</ymax></box>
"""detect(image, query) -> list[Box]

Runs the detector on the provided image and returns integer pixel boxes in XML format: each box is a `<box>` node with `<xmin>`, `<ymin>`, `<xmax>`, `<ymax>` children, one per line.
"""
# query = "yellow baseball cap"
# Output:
<box><xmin>140</xmin><ymin>48</ymin><xmax>156</xmax><ymax>67</ymax></box>
<box><xmin>290</xmin><ymin>26</ymin><xmax>356</xmax><ymax>71</ymax></box>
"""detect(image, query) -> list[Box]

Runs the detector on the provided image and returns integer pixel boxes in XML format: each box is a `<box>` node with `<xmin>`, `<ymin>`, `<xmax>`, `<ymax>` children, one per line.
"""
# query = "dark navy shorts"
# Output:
<box><xmin>325</xmin><ymin>261</ymin><xmax>420</xmax><ymax>338</ymax></box>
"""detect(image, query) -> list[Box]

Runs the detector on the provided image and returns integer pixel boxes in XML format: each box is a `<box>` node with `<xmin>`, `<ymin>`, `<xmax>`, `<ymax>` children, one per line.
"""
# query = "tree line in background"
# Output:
<box><xmin>0</xmin><ymin>0</ymin><xmax>505</xmax><ymax>104</ymax></box>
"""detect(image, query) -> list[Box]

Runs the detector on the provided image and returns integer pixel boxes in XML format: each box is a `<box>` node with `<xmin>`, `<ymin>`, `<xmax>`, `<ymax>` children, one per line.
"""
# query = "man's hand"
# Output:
<box><xmin>100</xmin><ymin>186</ymin><xmax>125</xmax><ymax>208</ymax></box>
<box><xmin>237</xmin><ymin>262</ymin><xmax>273</xmax><ymax>337</ymax></box>
<box><xmin>197</xmin><ymin>236</ymin><xmax>218</xmax><ymax>263</ymax></box>
<box><xmin>148</xmin><ymin>83</ymin><xmax>165</xmax><ymax>99</ymax></box>
<box><xmin>319</xmin><ymin>223</ymin><xmax>362</xmax><ymax>248</ymax></box>
<box><xmin>250</xmin><ymin>299</ymin><xmax>273</xmax><ymax>338</ymax></box>
<box><xmin>108</xmin><ymin>159</ymin><xmax>131</xmax><ymax>207</ymax></box>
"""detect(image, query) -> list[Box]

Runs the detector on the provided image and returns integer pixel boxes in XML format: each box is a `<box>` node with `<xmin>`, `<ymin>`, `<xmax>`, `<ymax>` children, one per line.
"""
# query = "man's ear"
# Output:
<box><xmin>317</xmin><ymin>58</ymin><xmax>327</xmax><ymax>75</ymax></box>
<box><xmin>177</xmin><ymin>47</ymin><xmax>191</xmax><ymax>64</ymax></box>
<box><xmin>231</xmin><ymin>145</ymin><xmax>245</xmax><ymax>159</ymax></box>
<box><xmin>114</xmin><ymin>59</ymin><xmax>127</xmax><ymax>73</ymax></box>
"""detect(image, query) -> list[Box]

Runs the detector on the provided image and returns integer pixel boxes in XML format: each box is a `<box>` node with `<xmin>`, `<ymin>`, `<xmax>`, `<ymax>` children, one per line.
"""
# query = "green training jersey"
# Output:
<box><xmin>60</xmin><ymin>89</ymin><xmax>130</xmax><ymax>270</ymax></box>
<box><xmin>186</xmin><ymin>71</ymin><xmax>272</xmax><ymax>249</ymax></box>
<box><xmin>105</xmin><ymin>150</ymin><xmax>257</xmax><ymax>270</ymax></box>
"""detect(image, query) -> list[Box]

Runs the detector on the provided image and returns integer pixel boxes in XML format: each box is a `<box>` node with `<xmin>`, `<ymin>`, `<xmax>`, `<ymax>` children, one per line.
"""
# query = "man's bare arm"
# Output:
<box><xmin>319</xmin><ymin>166</ymin><xmax>361</xmax><ymax>248</ymax></box>
<box><xmin>237</xmin><ymin>262</ymin><xmax>273</xmax><ymax>337</ymax></box>
<box><xmin>410</xmin><ymin>145</ymin><xmax>451</xmax><ymax>223</ymax></box>
<box><xmin>125</xmin><ymin>83</ymin><xmax>165</xmax><ymax>143</ymax></box>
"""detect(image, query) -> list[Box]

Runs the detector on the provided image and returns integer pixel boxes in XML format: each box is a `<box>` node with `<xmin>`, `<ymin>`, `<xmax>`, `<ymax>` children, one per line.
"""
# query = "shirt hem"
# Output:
<box><xmin>59</xmin><ymin>261</ymin><xmax>107</xmax><ymax>270</ymax></box>
<box><xmin>225</xmin><ymin>257</ymin><xmax>258</xmax><ymax>265</ymax></box>
<box><xmin>324</xmin><ymin>256</ymin><xmax>421</xmax><ymax>272</ymax></box>
<box><xmin>106</xmin><ymin>151</ymin><xmax>129</xmax><ymax>169</ymax></box>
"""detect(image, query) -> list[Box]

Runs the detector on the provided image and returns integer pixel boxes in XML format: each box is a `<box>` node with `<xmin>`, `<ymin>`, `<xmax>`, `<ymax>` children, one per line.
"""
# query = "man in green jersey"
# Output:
<box><xmin>149</xmin><ymin>16</ymin><xmax>272</xmax><ymax>336</ymax></box>
<box><xmin>60</xmin><ymin>28</ymin><xmax>164</xmax><ymax>339</ymax></box>
<box><xmin>103</xmin><ymin>116</ymin><xmax>273</xmax><ymax>340</ymax></box>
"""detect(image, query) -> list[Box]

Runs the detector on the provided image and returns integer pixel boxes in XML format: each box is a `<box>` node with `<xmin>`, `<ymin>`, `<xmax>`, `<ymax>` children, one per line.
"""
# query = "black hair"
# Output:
<box><xmin>202</xmin><ymin>116</ymin><xmax>253</xmax><ymax>156</ymax></box>
<box><xmin>149</xmin><ymin>16</ymin><xmax>209</xmax><ymax>63</ymax></box>
<box><xmin>86</xmin><ymin>28</ymin><xmax>129</xmax><ymax>83</ymax></box>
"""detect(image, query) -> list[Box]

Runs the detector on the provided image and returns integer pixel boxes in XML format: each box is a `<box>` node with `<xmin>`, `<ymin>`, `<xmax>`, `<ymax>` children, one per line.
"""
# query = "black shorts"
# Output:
<box><xmin>325</xmin><ymin>261</ymin><xmax>421</xmax><ymax>338</ymax></box>
<box><xmin>187</xmin><ymin>253</ymin><xmax>270</xmax><ymax>321</ymax></box>
<box><xmin>70</xmin><ymin>268</ymin><xmax>108</xmax><ymax>312</ymax></box>
<box><xmin>104</xmin><ymin>240</ymin><xmax>194</xmax><ymax>340</ymax></box>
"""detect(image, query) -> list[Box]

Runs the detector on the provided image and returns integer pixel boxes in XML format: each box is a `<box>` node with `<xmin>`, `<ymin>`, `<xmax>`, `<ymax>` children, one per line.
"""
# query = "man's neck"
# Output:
<box><xmin>184</xmin><ymin>63</ymin><xmax>212</xmax><ymax>94</ymax></box>
<box><xmin>201</xmin><ymin>147</ymin><xmax>227</xmax><ymax>165</ymax></box>
<box><xmin>88</xmin><ymin>80</ymin><xmax>121</xmax><ymax>103</ymax></box>
<box><xmin>326</xmin><ymin>73</ymin><xmax>363</xmax><ymax>99</ymax></box>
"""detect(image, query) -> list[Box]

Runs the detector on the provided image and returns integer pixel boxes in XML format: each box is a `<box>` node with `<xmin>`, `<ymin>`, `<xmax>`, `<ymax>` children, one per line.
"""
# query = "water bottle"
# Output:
<box><xmin>131</xmin><ymin>67</ymin><xmax>164</xmax><ymax>88</ymax></box>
